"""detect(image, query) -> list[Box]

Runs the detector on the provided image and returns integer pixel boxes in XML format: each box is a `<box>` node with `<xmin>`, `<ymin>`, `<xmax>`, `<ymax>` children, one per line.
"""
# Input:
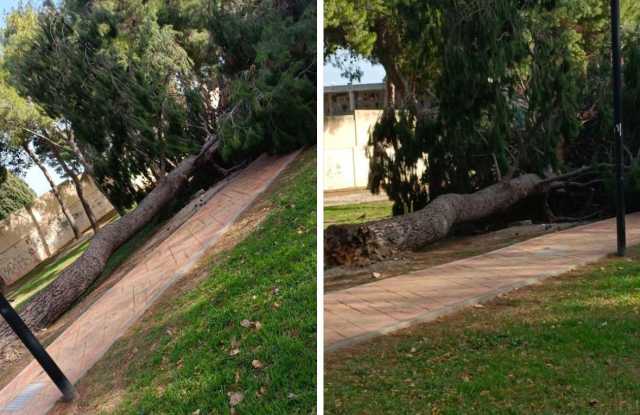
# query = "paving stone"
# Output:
<box><xmin>0</xmin><ymin>152</ymin><xmax>299</xmax><ymax>415</ymax></box>
<box><xmin>326</xmin><ymin>213</ymin><xmax>640</xmax><ymax>351</ymax></box>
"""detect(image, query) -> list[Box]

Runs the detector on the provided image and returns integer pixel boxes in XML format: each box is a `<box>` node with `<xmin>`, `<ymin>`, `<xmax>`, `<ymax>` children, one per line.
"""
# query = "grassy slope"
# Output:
<box><xmin>326</xmin><ymin>246</ymin><xmax>640</xmax><ymax>414</ymax></box>
<box><xmin>73</xmin><ymin>151</ymin><xmax>316</xmax><ymax>414</ymax></box>
<box><xmin>324</xmin><ymin>200</ymin><xmax>392</xmax><ymax>228</ymax></box>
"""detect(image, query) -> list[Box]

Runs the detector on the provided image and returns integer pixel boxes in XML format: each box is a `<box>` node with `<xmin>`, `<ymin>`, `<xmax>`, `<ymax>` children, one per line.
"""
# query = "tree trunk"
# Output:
<box><xmin>325</xmin><ymin>174</ymin><xmax>545</xmax><ymax>266</ymax></box>
<box><xmin>49</xmin><ymin>143</ymin><xmax>99</xmax><ymax>233</ymax></box>
<box><xmin>23</xmin><ymin>143</ymin><xmax>81</xmax><ymax>240</ymax></box>
<box><xmin>0</xmin><ymin>137</ymin><xmax>221</xmax><ymax>350</ymax></box>
<box><xmin>64</xmin><ymin>129</ymin><xmax>125</xmax><ymax>216</ymax></box>
<box><xmin>374</xmin><ymin>20</ymin><xmax>408</xmax><ymax>102</ymax></box>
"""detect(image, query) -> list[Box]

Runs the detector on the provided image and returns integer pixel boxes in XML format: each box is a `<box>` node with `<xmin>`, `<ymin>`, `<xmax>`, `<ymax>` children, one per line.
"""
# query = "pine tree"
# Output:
<box><xmin>0</xmin><ymin>172</ymin><xmax>35</xmax><ymax>221</ymax></box>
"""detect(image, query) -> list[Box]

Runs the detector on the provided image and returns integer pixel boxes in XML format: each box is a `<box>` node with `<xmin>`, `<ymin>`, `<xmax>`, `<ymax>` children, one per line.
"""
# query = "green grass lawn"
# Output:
<box><xmin>73</xmin><ymin>151</ymin><xmax>316</xmax><ymax>414</ymax></box>
<box><xmin>6</xmin><ymin>217</ymin><xmax>163</xmax><ymax>309</ymax></box>
<box><xmin>326</xmin><ymin>246</ymin><xmax>640</xmax><ymax>414</ymax></box>
<box><xmin>324</xmin><ymin>200</ymin><xmax>392</xmax><ymax>228</ymax></box>
<box><xmin>6</xmin><ymin>239</ymin><xmax>91</xmax><ymax>308</ymax></box>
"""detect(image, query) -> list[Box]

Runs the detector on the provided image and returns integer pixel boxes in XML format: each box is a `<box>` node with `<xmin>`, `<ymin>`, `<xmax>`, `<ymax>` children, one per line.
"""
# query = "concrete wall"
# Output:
<box><xmin>0</xmin><ymin>175</ymin><xmax>115</xmax><ymax>286</ymax></box>
<box><xmin>324</xmin><ymin>110</ymin><xmax>383</xmax><ymax>190</ymax></box>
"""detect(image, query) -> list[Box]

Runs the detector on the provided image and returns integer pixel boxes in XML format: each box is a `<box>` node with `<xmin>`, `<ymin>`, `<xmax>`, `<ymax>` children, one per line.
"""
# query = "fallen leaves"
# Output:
<box><xmin>228</xmin><ymin>338</ymin><xmax>241</xmax><ymax>356</ymax></box>
<box><xmin>256</xmin><ymin>385</ymin><xmax>268</xmax><ymax>397</ymax></box>
<box><xmin>228</xmin><ymin>391</ymin><xmax>244</xmax><ymax>407</ymax></box>
<box><xmin>252</xmin><ymin>359</ymin><xmax>264</xmax><ymax>369</ymax></box>
<box><xmin>240</xmin><ymin>319</ymin><xmax>262</xmax><ymax>330</ymax></box>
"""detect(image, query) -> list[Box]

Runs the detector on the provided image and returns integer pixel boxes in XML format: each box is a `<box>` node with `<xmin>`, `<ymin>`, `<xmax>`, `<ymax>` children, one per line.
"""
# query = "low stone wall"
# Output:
<box><xmin>0</xmin><ymin>175</ymin><xmax>115</xmax><ymax>286</ymax></box>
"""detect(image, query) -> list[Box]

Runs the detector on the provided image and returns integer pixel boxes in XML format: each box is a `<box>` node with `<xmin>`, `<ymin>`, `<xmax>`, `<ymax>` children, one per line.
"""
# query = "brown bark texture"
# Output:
<box><xmin>49</xmin><ymin>143</ymin><xmax>99</xmax><ymax>232</ymax></box>
<box><xmin>325</xmin><ymin>174</ymin><xmax>544</xmax><ymax>266</ymax></box>
<box><xmin>0</xmin><ymin>137</ymin><xmax>220</xmax><ymax>350</ymax></box>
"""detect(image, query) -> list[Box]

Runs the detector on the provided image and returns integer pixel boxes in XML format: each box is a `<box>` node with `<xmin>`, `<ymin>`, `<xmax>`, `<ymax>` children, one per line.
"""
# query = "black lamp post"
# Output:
<box><xmin>0</xmin><ymin>293</ymin><xmax>76</xmax><ymax>401</ymax></box>
<box><xmin>611</xmin><ymin>0</ymin><xmax>626</xmax><ymax>256</ymax></box>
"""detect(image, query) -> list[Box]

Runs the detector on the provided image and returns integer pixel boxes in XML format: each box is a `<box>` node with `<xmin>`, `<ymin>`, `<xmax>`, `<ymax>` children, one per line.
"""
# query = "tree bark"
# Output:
<box><xmin>63</xmin><ymin>128</ymin><xmax>124</xmax><ymax>216</ymax></box>
<box><xmin>0</xmin><ymin>136</ymin><xmax>221</xmax><ymax>350</ymax></box>
<box><xmin>49</xmin><ymin>142</ymin><xmax>99</xmax><ymax>233</ymax></box>
<box><xmin>325</xmin><ymin>174</ymin><xmax>545</xmax><ymax>266</ymax></box>
<box><xmin>23</xmin><ymin>143</ymin><xmax>81</xmax><ymax>240</ymax></box>
<box><xmin>374</xmin><ymin>20</ymin><xmax>409</xmax><ymax>102</ymax></box>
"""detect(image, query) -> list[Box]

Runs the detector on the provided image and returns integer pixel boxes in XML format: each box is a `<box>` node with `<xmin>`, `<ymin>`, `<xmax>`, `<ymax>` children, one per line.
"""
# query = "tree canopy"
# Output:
<box><xmin>2</xmin><ymin>0</ymin><xmax>316</xmax><ymax>211</ymax></box>
<box><xmin>0</xmin><ymin>172</ymin><xmax>35</xmax><ymax>221</ymax></box>
<box><xmin>326</xmin><ymin>0</ymin><xmax>640</xmax><ymax>217</ymax></box>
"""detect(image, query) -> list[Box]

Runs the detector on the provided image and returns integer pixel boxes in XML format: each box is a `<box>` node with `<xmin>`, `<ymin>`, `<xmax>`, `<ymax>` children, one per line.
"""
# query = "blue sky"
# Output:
<box><xmin>0</xmin><ymin>0</ymin><xmax>22</xmax><ymax>24</ymax></box>
<box><xmin>324</xmin><ymin>50</ymin><xmax>386</xmax><ymax>86</ymax></box>
<box><xmin>323</xmin><ymin>59</ymin><xmax>386</xmax><ymax>86</ymax></box>
<box><xmin>1</xmin><ymin>0</ymin><xmax>64</xmax><ymax>196</ymax></box>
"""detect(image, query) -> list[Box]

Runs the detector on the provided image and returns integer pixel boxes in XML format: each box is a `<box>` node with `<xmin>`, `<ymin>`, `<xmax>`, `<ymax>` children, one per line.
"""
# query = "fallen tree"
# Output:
<box><xmin>0</xmin><ymin>0</ymin><xmax>315</xmax><ymax>361</ymax></box>
<box><xmin>0</xmin><ymin>135</ymin><xmax>223</xmax><ymax>351</ymax></box>
<box><xmin>325</xmin><ymin>168</ymin><xmax>598</xmax><ymax>266</ymax></box>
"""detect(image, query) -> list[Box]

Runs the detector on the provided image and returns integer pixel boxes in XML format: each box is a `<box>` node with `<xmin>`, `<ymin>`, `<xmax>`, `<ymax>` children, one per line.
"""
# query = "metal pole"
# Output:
<box><xmin>0</xmin><ymin>293</ymin><xmax>76</xmax><ymax>401</ymax></box>
<box><xmin>611</xmin><ymin>0</ymin><xmax>626</xmax><ymax>256</ymax></box>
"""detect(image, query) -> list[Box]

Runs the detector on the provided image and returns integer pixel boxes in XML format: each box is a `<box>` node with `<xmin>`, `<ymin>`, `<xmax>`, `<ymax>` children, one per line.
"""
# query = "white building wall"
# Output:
<box><xmin>324</xmin><ymin>110</ymin><xmax>383</xmax><ymax>190</ymax></box>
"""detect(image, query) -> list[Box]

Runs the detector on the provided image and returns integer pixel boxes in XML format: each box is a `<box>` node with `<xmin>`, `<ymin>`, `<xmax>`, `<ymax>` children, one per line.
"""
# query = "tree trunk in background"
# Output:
<box><xmin>64</xmin><ymin>130</ymin><xmax>125</xmax><ymax>216</ymax></box>
<box><xmin>0</xmin><ymin>137</ymin><xmax>221</xmax><ymax>351</ymax></box>
<box><xmin>22</xmin><ymin>143</ymin><xmax>81</xmax><ymax>240</ymax></box>
<box><xmin>325</xmin><ymin>174</ymin><xmax>545</xmax><ymax>266</ymax></box>
<box><xmin>49</xmin><ymin>143</ymin><xmax>99</xmax><ymax>233</ymax></box>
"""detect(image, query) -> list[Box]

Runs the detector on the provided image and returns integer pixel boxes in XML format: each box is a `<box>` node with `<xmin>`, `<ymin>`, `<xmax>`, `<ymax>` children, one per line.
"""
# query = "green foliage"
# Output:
<box><xmin>325</xmin><ymin>0</ymin><xmax>386</xmax><ymax>56</ymax></box>
<box><xmin>2</xmin><ymin>0</ymin><xmax>316</xmax><ymax>210</ymax></box>
<box><xmin>214</xmin><ymin>0</ymin><xmax>317</xmax><ymax>163</ymax></box>
<box><xmin>366</xmin><ymin>1</ymin><xmax>583</xmax><ymax>214</ymax></box>
<box><xmin>325</xmin><ymin>0</ymin><xmax>438</xmax><ymax>95</ymax></box>
<box><xmin>340</xmin><ymin>0</ymin><xmax>638</xmax><ymax>215</ymax></box>
<box><xmin>0</xmin><ymin>172</ymin><xmax>35</xmax><ymax>221</ymax></box>
<box><xmin>566</xmin><ymin>21</ymin><xmax>640</xmax><ymax>212</ymax></box>
<box><xmin>0</xmin><ymin>66</ymin><xmax>53</xmax><ymax>175</ymax></box>
<box><xmin>3</xmin><ymin>1</ymin><xmax>203</xmax><ymax>210</ymax></box>
<box><xmin>368</xmin><ymin>109</ymin><xmax>429</xmax><ymax>215</ymax></box>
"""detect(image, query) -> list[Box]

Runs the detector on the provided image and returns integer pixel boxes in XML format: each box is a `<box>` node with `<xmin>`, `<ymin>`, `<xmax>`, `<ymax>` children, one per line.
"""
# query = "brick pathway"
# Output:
<box><xmin>325</xmin><ymin>213</ymin><xmax>640</xmax><ymax>352</ymax></box>
<box><xmin>0</xmin><ymin>152</ymin><xmax>299</xmax><ymax>414</ymax></box>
